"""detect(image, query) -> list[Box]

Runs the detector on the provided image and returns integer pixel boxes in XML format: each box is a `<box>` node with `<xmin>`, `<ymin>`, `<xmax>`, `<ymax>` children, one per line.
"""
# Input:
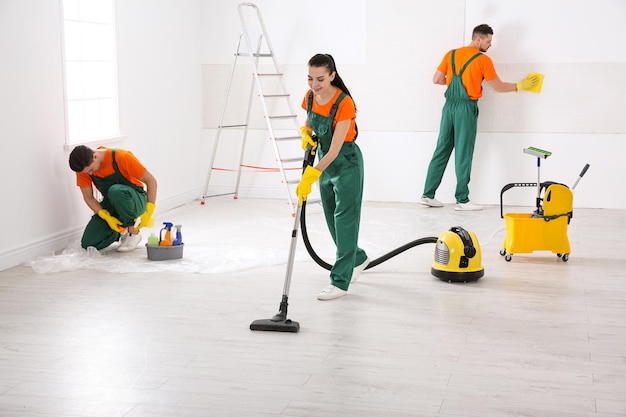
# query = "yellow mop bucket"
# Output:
<box><xmin>499</xmin><ymin>147</ymin><xmax>589</xmax><ymax>262</ymax></box>
<box><xmin>501</xmin><ymin>183</ymin><xmax>573</xmax><ymax>261</ymax></box>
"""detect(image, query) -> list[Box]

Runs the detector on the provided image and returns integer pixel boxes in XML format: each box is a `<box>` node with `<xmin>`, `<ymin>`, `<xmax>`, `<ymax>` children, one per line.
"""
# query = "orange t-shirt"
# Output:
<box><xmin>437</xmin><ymin>46</ymin><xmax>498</xmax><ymax>100</ymax></box>
<box><xmin>301</xmin><ymin>88</ymin><xmax>357</xmax><ymax>142</ymax></box>
<box><xmin>76</xmin><ymin>147</ymin><xmax>146</xmax><ymax>189</ymax></box>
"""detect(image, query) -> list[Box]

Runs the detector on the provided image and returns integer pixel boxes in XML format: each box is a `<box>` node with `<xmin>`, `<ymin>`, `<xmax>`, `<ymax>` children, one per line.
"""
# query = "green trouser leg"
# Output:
<box><xmin>319</xmin><ymin>143</ymin><xmax>368</xmax><ymax>291</ymax></box>
<box><xmin>452</xmin><ymin>101</ymin><xmax>478</xmax><ymax>203</ymax></box>
<box><xmin>81</xmin><ymin>216</ymin><xmax>121</xmax><ymax>250</ymax></box>
<box><xmin>107</xmin><ymin>184</ymin><xmax>147</xmax><ymax>226</ymax></box>
<box><xmin>423</xmin><ymin>99</ymin><xmax>478</xmax><ymax>203</ymax></box>
<box><xmin>80</xmin><ymin>184</ymin><xmax>146</xmax><ymax>249</ymax></box>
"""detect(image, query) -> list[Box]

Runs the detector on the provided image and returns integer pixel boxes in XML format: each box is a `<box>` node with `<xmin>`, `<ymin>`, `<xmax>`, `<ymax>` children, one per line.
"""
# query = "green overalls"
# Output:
<box><xmin>423</xmin><ymin>50</ymin><xmax>482</xmax><ymax>204</ymax></box>
<box><xmin>81</xmin><ymin>149</ymin><xmax>147</xmax><ymax>249</ymax></box>
<box><xmin>307</xmin><ymin>91</ymin><xmax>368</xmax><ymax>291</ymax></box>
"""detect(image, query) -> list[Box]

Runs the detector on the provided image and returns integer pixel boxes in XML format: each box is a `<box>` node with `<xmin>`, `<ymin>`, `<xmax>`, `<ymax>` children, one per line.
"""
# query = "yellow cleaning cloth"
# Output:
<box><xmin>527</xmin><ymin>73</ymin><xmax>544</xmax><ymax>93</ymax></box>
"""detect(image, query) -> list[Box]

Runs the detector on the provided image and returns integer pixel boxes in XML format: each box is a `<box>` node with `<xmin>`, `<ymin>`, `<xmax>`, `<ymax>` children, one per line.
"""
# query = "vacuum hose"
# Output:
<box><xmin>298</xmin><ymin>139</ymin><xmax>437</xmax><ymax>271</ymax></box>
<box><xmin>300</xmin><ymin>201</ymin><xmax>437</xmax><ymax>271</ymax></box>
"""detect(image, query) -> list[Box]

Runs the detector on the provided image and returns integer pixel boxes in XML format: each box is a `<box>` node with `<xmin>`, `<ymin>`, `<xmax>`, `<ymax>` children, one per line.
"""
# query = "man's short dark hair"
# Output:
<box><xmin>69</xmin><ymin>145</ymin><xmax>94</xmax><ymax>172</ymax></box>
<box><xmin>472</xmin><ymin>24</ymin><xmax>493</xmax><ymax>38</ymax></box>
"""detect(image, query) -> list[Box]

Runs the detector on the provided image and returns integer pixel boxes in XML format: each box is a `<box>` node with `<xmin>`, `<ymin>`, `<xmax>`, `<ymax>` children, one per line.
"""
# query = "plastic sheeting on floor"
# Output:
<box><xmin>26</xmin><ymin>197</ymin><xmax>507</xmax><ymax>274</ymax></box>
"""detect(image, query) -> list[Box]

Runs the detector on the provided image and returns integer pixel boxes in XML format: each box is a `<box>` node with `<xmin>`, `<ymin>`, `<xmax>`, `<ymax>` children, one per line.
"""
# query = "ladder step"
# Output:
<box><xmin>274</xmin><ymin>136</ymin><xmax>300</xmax><ymax>142</ymax></box>
<box><xmin>219</xmin><ymin>124</ymin><xmax>247</xmax><ymax>128</ymax></box>
<box><xmin>236</xmin><ymin>52</ymin><xmax>273</xmax><ymax>58</ymax></box>
<box><xmin>268</xmin><ymin>115</ymin><xmax>297</xmax><ymax>120</ymax></box>
<box><xmin>256</xmin><ymin>73</ymin><xmax>283</xmax><ymax>77</ymax></box>
<box><xmin>202</xmin><ymin>192</ymin><xmax>236</xmax><ymax>199</ymax></box>
<box><xmin>262</xmin><ymin>94</ymin><xmax>290</xmax><ymax>98</ymax></box>
<box><xmin>281</xmin><ymin>157</ymin><xmax>303</xmax><ymax>163</ymax></box>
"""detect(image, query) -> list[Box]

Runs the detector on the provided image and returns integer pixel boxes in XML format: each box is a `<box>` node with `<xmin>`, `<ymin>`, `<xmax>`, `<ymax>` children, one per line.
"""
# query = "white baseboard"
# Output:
<box><xmin>0</xmin><ymin>226</ymin><xmax>84</xmax><ymax>272</ymax></box>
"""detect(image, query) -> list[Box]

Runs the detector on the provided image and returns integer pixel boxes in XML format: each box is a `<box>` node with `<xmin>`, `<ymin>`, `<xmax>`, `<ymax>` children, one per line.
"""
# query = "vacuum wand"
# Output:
<box><xmin>249</xmin><ymin>140</ymin><xmax>317</xmax><ymax>333</ymax></box>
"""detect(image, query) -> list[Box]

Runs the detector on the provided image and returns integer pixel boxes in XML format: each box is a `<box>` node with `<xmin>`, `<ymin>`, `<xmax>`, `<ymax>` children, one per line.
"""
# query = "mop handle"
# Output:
<box><xmin>536</xmin><ymin>157</ymin><xmax>541</xmax><ymax>198</ymax></box>
<box><xmin>524</xmin><ymin>147</ymin><xmax>551</xmax><ymax>212</ymax></box>
<box><xmin>571</xmin><ymin>163</ymin><xmax>590</xmax><ymax>191</ymax></box>
<box><xmin>535</xmin><ymin>157</ymin><xmax>543</xmax><ymax>213</ymax></box>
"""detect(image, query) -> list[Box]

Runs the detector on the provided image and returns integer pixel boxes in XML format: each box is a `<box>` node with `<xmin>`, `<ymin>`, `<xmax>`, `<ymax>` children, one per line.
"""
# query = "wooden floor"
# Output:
<box><xmin>1</xmin><ymin>199</ymin><xmax>625</xmax><ymax>417</ymax></box>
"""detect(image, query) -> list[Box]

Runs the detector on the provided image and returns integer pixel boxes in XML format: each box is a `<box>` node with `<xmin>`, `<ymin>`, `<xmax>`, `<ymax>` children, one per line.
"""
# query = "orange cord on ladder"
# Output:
<box><xmin>211</xmin><ymin>165</ymin><xmax>302</xmax><ymax>173</ymax></box>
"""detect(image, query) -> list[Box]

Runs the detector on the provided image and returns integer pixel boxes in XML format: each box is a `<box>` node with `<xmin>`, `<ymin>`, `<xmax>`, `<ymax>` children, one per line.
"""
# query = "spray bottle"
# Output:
<box><xmin>147</xmin><ymin>233</ymin><xmax>159</xmax><ymax>247</ymax></box>
<box><xmin>159</xmin><ymin>222</ymin><xmax>173</xmax><ymax>246</ymax></box>
<box><xmin>172</xmin><ymin>224</ymin><xmax>183</xmax><ymax>246</ymax></box>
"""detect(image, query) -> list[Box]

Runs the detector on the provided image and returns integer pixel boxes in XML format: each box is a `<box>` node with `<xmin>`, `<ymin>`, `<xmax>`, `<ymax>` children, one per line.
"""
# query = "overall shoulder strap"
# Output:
<box><xmin>111</xmin><ymin>148</ymin><xmax>120</xmax><ymax>173</ymax></box>
<box><xmin>458</xmin><ymin>52</ymin><xmax>482</xmax><ymax>77</ymax></box>
<box><xmin>451</xmin><ymin>49</ymin><xmax>457</xmax><ymax>75</ymax></box>
<box><xmin>329</xmin><ymin>92</ymin><xmax>358</xmax><ymax>140</ymax></box>
<box><xmin>329</xmin><ymin>92</ymin><xmax>346</xmax><ymax>121</ymax></box>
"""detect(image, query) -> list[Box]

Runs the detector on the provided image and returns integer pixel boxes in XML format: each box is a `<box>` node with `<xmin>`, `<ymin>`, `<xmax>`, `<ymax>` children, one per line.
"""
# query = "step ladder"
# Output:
<box><xmin>201</xmin><ymin>2</ymin><xmax>304</xmax><ymax>212</ymax></box>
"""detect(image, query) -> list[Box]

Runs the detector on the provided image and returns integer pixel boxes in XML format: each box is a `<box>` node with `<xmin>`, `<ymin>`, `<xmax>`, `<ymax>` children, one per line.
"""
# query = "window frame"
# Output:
<box><xmin>60</xmin><ymin>0</ymin><xmax>125</xmax><ymax>149</ymax></box>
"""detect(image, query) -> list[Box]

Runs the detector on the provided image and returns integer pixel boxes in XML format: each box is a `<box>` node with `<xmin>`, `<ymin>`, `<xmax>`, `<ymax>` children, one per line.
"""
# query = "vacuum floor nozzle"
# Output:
<box><xmin>250</xmin><ymin>318</ymin><xmax>300</xmax><ymax>333</ymax></box>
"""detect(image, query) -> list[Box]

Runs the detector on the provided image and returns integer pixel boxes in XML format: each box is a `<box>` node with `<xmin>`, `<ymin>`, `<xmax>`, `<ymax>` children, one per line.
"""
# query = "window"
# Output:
<box><xmin>61</xmin><ymin>0</ymin><xmax>120</xmax><ymax>146</ymax></box>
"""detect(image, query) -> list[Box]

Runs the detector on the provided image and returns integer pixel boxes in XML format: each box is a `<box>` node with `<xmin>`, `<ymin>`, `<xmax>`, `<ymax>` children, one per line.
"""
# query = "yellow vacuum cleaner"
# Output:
<box><xmin>251</xmin><ymin>139</ymin><xmax>484</xmax><ymax>333</ymax></box>
<box><xmin>431</xmin><ymin>226</ymin><xmax>484</xmax><ymax>282</ymax></box>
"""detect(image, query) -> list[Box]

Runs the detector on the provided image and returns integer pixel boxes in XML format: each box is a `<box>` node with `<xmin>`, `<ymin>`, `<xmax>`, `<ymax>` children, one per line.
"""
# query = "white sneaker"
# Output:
<box><xmin>420</xmin><ymin>196</ymin><xmax>443</xmax><ymax>207</ymax></box>
<box><xmin>317</xmin><ymin>285</ymin><xmax>347</xmax><ymax>301</ymax></box>
<box><xmin>455</xmin><ymin>201</ymin><xmax>482</xmax><ymax>211</ymax></box>
<box><xmin>351</xmin><ymin>256</ymin><xmax>370</xmax><ymax>283</ymax></box>
<box><xmin>117</xmin><ymin>232</ymin><xmax>142</xmax><ymax>252</ymax></box>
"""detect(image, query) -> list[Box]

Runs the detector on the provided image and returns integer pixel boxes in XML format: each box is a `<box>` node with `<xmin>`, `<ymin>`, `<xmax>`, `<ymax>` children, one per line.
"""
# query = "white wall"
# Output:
<box><xmin>0</xmin><ymin>0</ymin><xmax>204</xmax><ymax>271</ymax></box>
<box><xmin>0</xmin><ymin>0</ymin><xmax>624</xmax><ymax>271</ymax></box>
<box><xmin>115</xmin><ymin>0</ymin><xmax>204</xmax><ymax>209</ymax></box>
<box><xmin>201</xmin><ymin>0</ymin><xmax>626</xmax><ymax>209</ymax></box>
<box><xmin>0</xmin><ymin>0</ymin><xmax>73</xmax><ymax>271</ymax></box>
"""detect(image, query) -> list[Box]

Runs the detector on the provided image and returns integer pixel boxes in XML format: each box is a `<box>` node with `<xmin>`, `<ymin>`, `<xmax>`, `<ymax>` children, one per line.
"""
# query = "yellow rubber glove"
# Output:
<box><xmin>516</xmin><ymin>75</ymin><xmax>540</xmax><ymax>92</ymax></box>
<box><xmin>300</xmin><ymin>126</ymin><xmax>317</xmax><ymax>151</ymax></box>
<box><xmin>137</xmin><ymin>202</ymin><xmax>155</xmax><ymax>229</ymax></box>
<box><xmin>98</xmin><ymin>209</ymin><xmax>125</xmax><ymax>233</ymax></box>
<box><xmin>295</xmin><ymin>166</ymin><xmax>321</xmax><ymax>206</ymax></box>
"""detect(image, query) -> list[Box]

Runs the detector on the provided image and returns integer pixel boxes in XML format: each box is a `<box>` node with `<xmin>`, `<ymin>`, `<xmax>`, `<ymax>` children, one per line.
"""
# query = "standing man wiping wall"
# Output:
<box><xmin>420</xmin><ymin>24</ymin><xmax>540</xmax><ymax>211</ymax></box>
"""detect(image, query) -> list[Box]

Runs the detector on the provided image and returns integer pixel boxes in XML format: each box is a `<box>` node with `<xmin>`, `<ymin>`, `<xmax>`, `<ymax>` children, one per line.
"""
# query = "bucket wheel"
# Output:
<box><xmin>499</xmin><ymin>249</ymin><xmax>512</xmax><ymax>262</ymax></box>
<box><xmin>557</xmin><ymin>253</ymin><xmax>569</xmax><ymax>262</ymax></box>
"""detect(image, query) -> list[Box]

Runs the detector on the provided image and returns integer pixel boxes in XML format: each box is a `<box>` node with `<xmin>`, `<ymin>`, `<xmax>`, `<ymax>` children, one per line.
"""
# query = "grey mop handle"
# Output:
<box><xmin>572</xmin><ymin>163</ymin><xmax>590</xmax><ymax>190</ymax></box>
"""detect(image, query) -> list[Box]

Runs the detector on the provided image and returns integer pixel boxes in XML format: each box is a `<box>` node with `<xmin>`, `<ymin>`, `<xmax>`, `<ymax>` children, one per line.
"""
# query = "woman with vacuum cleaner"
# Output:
<box><xmin>296</xmin><ymin>53</ymin><xmax>369</xmax><ymax>301</ymax></box>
